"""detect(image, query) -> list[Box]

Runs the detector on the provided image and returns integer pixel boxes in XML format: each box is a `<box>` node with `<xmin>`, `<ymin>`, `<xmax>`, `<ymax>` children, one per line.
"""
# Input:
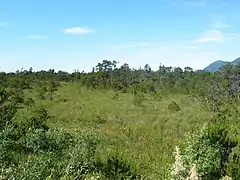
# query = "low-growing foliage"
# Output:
<box><xmin>1</xmin><ymin>61</ymin><xmax>240</xmax><ymax>179</ymax></box>
<box><xmin>100</xmin><ymin>155</ymin><xmax>141</xmax><ymax>180</ymax></box>
<box><xmin>170</xmin><ymin>119</ymin><xmax>237</xmax><ymax>180</ymax></box>
<box><xmin>227</xmin><ymin>152</ymin><xmax>240</xmax><ymax>179</ymax></box>
<box><xmin>24</xmin><ymin>97</ymin><xmax>35</xmax><ymax>107</ymax></box>
<box><xmin>133</xmin><ymin>92</ymin><xmax>145</xmax><ymax>107</ymax></box>
<box><xmin>112</xmin><ymin>92</ymin><xmax>120</xmax><ymax>100</ymax></box>
<box><xmin>168</xmin><ymin>101</ymin><xmax>180</xmax><ymax>112</ymax></box>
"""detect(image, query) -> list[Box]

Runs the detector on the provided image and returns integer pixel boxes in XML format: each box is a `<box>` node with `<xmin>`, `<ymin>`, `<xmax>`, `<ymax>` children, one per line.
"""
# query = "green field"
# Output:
<box><xmin>1</xmin><ymin>63</ymin><xmax>240</xmax><ymax>179</ymax></box>
<box><xmin>12</xmin><ymin>83</ymin><xmax>213</xmax><ymax>179</ymax></box>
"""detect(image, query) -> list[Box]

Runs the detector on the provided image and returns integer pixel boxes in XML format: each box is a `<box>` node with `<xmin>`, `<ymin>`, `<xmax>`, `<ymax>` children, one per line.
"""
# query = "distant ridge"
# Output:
<box><xmin>204</xmin><ymin>57</ymin><xmax>240</xmax><ymax>72</ymax></box>
<box><xmin>232</xmin><ymin>57</ymin><xmax>240</xmax><ymax>64</ymax></box>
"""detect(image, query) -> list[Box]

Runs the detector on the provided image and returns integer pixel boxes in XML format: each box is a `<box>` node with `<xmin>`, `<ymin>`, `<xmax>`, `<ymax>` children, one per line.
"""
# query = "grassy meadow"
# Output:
<box><xmin>14</xmin><ymin>82</ymin><xmax>213</xmax><ymax>179</ymax></box>
<box><xmin>2</xmin><ymin>62</ymin><xmax>240</xmax><ymax>179</ymax></box>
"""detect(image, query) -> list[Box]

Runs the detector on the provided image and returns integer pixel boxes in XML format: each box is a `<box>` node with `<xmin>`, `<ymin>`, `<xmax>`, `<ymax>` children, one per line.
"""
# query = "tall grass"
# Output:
<box><xmin>17</xmin><ymin>83</ymin><xmax>213</xmax><ymax>178</ymax></box>
<box><xmin>3</xmin><ymin>83</ymin><xmax>239</xmax><ymax>179</ymax></box>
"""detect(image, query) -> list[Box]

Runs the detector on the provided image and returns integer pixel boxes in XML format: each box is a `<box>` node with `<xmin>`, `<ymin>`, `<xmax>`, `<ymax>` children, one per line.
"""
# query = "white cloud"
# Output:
<box><xmin>63</xmin><ymin>27</ymin><xmax>94</xmax><ymax>34</ymax></box>
<box><xmin>196</xmin><ymin>30</ymin><xmax>224</xmax><ymax>43</ymax></box>
<box><xmin>27</xmin><ymin>35</ymin><xmax>48</xmax><ymax>39</ymax></box>
<box><xmin>226</xmin><ymin>32</ymin><xmax>240</xmax><ymax>39</ymax></box>
<box><xmin>183</xmin><ymin>52</ymin><xmax>216</xmax><ymax>58</ymax></box>
<box><xmin>193</xmin><ymin>30</ymin><xmax>240</xmax><ymax>43</ymax></box>
<box><xmin>212</xmin><ymin>22</ymin><xmax>229</xmax><ymax>29</ymax></box>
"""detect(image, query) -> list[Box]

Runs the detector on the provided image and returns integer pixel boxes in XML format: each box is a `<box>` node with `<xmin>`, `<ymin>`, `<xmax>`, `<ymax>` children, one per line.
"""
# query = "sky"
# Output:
<box><xmin>1</xmin><ymin>0</ymin><xmax>240</xmax><ymax>72</ymax></box>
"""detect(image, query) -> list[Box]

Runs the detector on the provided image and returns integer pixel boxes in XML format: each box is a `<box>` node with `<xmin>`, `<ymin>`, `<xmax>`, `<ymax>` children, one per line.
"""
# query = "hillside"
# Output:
<box><xmin>204</xmin><ymin>60</ymin><xmax>229</xmax><ymax>72</ymax></box>
<box><xmin>232</xmin><ymin>57</ymin><xmax>240</xmax><ymax>64</ymax></box>
<box><xmin>204</xmin><ymin>57</ymin><xmax>240</xmax><ymax>72</ymax></box>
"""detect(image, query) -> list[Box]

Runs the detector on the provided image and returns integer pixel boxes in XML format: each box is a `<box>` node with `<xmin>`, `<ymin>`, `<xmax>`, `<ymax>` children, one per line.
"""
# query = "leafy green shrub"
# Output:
<box><xmin>37</xmin><ymin>84</ymin><xmax>48</xmax><ymax>100</ymax></box>
<box><xmin>134</xmin><ymin>92</ymin><xmax>145</xmax><ymax>107</ymax></box>
<box><xmin>19</xmin><ymin>129</ymin><xmax>73</xmax><ymax>153</ymax></box>
<box><xmin>16</xmin><ymin>152</ymin><xmax>58</xmax><ymax>180</ymax></box>
<box><xmin>155</xmin><ymin>92</ymin><xmax>162</xmax><ymax>102</ymax></box>
<box><xmin>20</xmin><ymin>107</ymin><xmax>50</xmax><ymax>132</ymax></box>
<box><xmin>47</xmin><ymin>78</ymin><xmax>60</xmax><ymax>101</ymax></box>
<box><xmin>0</xmin><ymin>166</ymin><xmax>17</xmax><ymax>180</ymax></box>
<box><xmin>92</xmin><ymin>114</ymin><xmax>107</xmax><ymax>124</ymax></box>
<box><xmin>182</xmin><ymin>122</ymin><xmax>237</xmax><ymax>179</ymax></box>
<box><xmin>168</xmin><ymin>101</ymin><xmax>180</xmax><ymax>112</ymax></box>
<box><xmin>8</xmin><ymin>89</ymin><xmax>24</xmax><ymax>107</ymax></box>
<box><xmin>112</xmin><ymin>92</ymin><xmax>120</xmax><ymax>100</ymax></box>
<box><xmin>0</xmin><ymin>127</ymin><xmax>102</xmax><ymax>179</ymax></box>
<box><xmin>227</xmin><ymin>152</ymin><xmax>240</xmax><ymax>179</ymax></box>
<box><xmin>59</xmin><ymin>133</ymin><xmax>100</xmax><ymax>179</ymax></box>
<box><xmin>121</xmin><ymin>87</ymin><xmax>129</xmax><ymax>93</ymax></box>
<box><xmin>56</xmin><ymin>95</ymin><xmax>68</xmax><ymax>102</ymax></box>
<box><xmin>0</xmin><ymin>123</ymin><xmax>18</xmax><ymax>166</ymax></box>
<box><xmin>149</xmin><ymin>85</ymin><xmax>156</xmax><ymax>94</ymax></box>
<box><xmin>84</xmin><ymin>172</ymin><xmax>105</xmax><ymax>180</ymax></box>
<box><xmin>100</xmin><ymin>156</ymin><xmax>140</xmax><ymax>180</ymax></box>
<box><xmin>0</xmin><ymin>88</ymin><xmax>23</xmax><ymax>130</ymax></box>
<box><xmin>24</xmin><ymin>98</ymin><xmax>35</xmax><ymax>107</ymax></box>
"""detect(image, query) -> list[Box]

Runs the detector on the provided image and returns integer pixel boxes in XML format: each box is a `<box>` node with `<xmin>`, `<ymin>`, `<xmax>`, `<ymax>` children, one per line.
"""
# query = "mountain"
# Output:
<box><xmin>204</xmin><ymin>57</ymin><xmax>240</xmax><ymax>72</ymax></box>
<box><xmin>232</xmin><ymin>57</ymin><xmax>240</xmax><ymax>65</ymax></box>
<box><xmin>204</xmin><ymin>60</ymin><xmax>229</xmax><ymax>72</ymax></box>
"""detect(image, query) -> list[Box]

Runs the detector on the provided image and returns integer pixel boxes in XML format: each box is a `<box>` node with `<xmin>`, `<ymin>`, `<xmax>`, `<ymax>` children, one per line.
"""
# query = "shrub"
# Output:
<box><xmin>0</xmin><ymin>128</ymin><xmax>102</xmax><ymax>180</ymax></box>
<box><xmin>92</xmin><ymin>114</ymin><xmax>107</xmax><ymax>124</ymax></box>
<box><xmin>134</xmin><ymin>92</ymin><xmax>145</xmax><ymax>107</ymax></box>
<box><xmin>16</xmin><ymin>152</ymin><xmax>57</xmax><ymax>179</ymax></box>
<box><xmin>182</xmin><ymin>122</ymin><xmax>237</xmax><ymax>179</ymax></box>
<box><xmin>37</xmin><ymin>85</ymin><xmax>47</xmax><ymax>100</ymax></box>
<box><xmin>24</xmin><ymin>98</ymin><xmax>35</xmax><ymax>107</ymax></box>
<box><xmin>100</xmin><ymin>156</ymin><xmax>140</xmax><ymax>180</ymax></box>
<box><xmin>59</xmin><ymin>133</ymin><xmax>100</xmax><ymax>179</ymax></box>
<box><xmin>19</xmin><ymin>129</ymin><xmax>74</xmax><ymax>154</ymax></box>
<box><xmin>168</xmin><ymin>101</ymin><xmax>180</xmax><ymax>112</ymax></box>
<box><xmin>0</xmin><ymin>123</ymin><xmax>18</xmax><ymax>166</ymax></box>
<box><xmin>112</xmin><ymin>92</ymin><xmax>120</xmax><ymax>100</ymax></box>
<box><xmin>19</xmin><ymin>107</ymin><xmax>50</xmax><ymax>133</ymax></box>
<box><xmin>227</xmin><ymin>152</ymin><xmax>240</xmax><ymax>179</ymax></box>
<box><xmin>0</xmin><ymin>88</ymin><xmax>22</xmax><ymax>131</ymax></box>
<box><xmin>155</xmin><ymin>92</ymin><xmax>163</xmax><ymax>102</ymax></box>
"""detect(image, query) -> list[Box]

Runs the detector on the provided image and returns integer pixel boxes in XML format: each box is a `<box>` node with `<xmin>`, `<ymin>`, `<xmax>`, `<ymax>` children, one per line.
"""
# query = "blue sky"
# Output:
<box><xmin>1</xmin><ymin>0</ymin><xmax>240</xmax><ymax>72</ymax></box>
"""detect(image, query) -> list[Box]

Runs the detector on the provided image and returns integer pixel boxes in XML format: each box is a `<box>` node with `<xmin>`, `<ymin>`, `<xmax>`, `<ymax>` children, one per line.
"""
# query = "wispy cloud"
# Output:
<box><xmin>212</xmin><ymin>22</ymin><xmax>229</xmax><ymax>29</ymax></box>
<box><xmin>225</xmin><ymin>32</ymin><xmax>240</xmax><ymax>40</ymax></box>
<box><xmin>194</xmin><ymin>29</ymin><xmax>240</xmax><ymax>43</ymax></box>
<box><xmin>27</xmin><ymin>35</ymin><xmax>48</xmax><ymax>39</ymax></box>
<box><xmin>63</xmin><ymin>27</ymin><xmax>94</xmax><ymax>34</ymax></box>
<box><xmin>196</xmin><ymin>30</ymin><xmax>224</xmax><ymax>43</ymax></box>
<box><xmin>184</xmin><ymin>52</ymin><xmax>216</xmax><ymax>58</ymax></box>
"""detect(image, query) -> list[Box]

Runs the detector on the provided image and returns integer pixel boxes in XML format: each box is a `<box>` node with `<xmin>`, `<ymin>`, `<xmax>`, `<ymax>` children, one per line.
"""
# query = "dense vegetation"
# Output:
<box><xmin>1</xmin><ymin>60</ymin><xmax>240</xmax><ymax>179</ymax></box>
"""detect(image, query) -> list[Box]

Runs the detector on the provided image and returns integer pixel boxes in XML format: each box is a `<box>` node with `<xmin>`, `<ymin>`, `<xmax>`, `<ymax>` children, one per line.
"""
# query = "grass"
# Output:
<box><xmin>16</xmin><ymin>83</ymin><xmax>213</xmax><ymax>179</ymax></box>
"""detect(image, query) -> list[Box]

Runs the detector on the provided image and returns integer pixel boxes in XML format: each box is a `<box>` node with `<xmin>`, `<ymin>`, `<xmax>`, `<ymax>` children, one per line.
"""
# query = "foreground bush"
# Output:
<box><xmin>0</xmin><ymin>124</ymin><xmax>140</xmax><ymax>179</ymax></box>
<box><xmin>170</xmin><ymin>118</ymin><xmax>237</xmax><ymax>180</ymax></box>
